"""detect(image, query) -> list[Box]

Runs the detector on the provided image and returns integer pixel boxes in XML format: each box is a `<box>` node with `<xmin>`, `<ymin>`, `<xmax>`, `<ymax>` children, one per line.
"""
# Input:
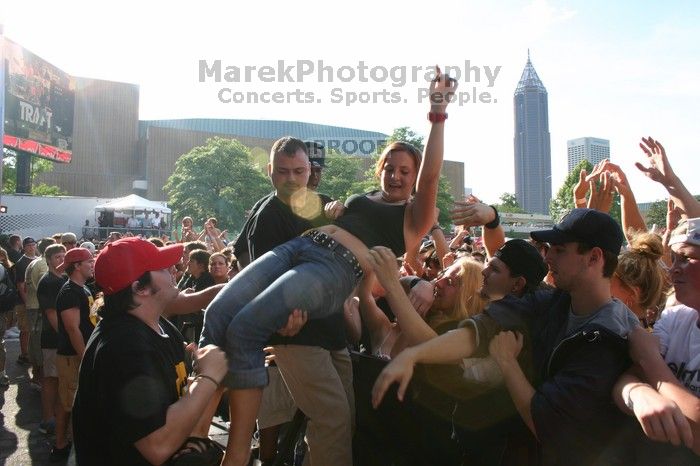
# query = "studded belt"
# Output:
<box><xmin>302</xmin><ymin>230</ymin><xmax>364</xmax><ymax>279</ymax></box>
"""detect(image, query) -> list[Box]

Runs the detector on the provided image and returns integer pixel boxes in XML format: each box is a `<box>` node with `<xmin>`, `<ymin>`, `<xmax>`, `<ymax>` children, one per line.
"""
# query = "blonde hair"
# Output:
<box><xmin>428</xmin><ymin>258</ymin><xmax>488</xmax><ymax>329</ymax></box>
<box><xmin>616</xmin><ymin>231</ymin><xmax>670</xmax><ymax>311</ymax></box>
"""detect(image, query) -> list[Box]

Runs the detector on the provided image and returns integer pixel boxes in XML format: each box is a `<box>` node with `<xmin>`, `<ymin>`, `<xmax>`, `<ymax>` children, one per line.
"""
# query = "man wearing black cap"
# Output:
<box><xmin>305</xmin><ymin>141</ymin><xmax>326</xmax><ymax>192</ymax></box>
<box><xmin>480</xmin><ymin>238</ymin><xmax>549</xmax><ymax>301</ymax></box>
<box><xmin>374</xmin><ymin>209</ymin><xmax>641</xmax><ymax>465</ymax></box>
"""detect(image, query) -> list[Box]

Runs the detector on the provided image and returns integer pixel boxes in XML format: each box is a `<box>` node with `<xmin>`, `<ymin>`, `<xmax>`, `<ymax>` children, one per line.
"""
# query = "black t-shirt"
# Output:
<box><xmin>247</xmin><ymin>192</ymin><xmax>332</xmax><ymax>261</ymax></box>
<box><xmin>193</xmin><ymin>271</ymin><xmax>215</xmax><ymax>292</ymax></box>
<box><xmin>37</xmin><ymin>271</ymin><xmax>68</xmax><ymax>349</ymax></box>
<box><xmin>233</xmin><ymin>191</ymin><xmax>274</xmax><ymax>261</ymax></box>
<box><xmin>13</xmin><ymin>255</ymin><xmax>34</xmax><ymax>303</ymax></box>
<box><xmin>8</xmin><ymin>248</ymin><xmax>22</xmax><ymax>264</ymax></box>
<box><xmin>73</xmin><ymin>313</ymin><xmax>189</xmax><ymax>466</ymax></box>
<box><xmin>56</xmin><ymin>280</ymin><xmax>95</xmax><ymax>355</ymax></box>
<box><xmin>244</xmin><ymin>192</ymin><xmax>345</xmax><ymax>350</ymax></box>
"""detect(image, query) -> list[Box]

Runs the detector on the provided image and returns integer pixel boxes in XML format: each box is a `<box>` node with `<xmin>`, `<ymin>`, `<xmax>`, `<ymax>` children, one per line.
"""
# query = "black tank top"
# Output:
<box><xmin>333</xmin><ymin>191</ymin><xmax>407</xmax><ymax>256</ymax></box>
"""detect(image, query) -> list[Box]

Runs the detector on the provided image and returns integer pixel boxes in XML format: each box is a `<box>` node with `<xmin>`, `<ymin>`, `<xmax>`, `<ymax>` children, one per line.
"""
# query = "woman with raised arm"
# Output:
<box><xmin>200</xmin><ymin>68</ymin><xmax>457</xmax><ymax>466</ymax></box>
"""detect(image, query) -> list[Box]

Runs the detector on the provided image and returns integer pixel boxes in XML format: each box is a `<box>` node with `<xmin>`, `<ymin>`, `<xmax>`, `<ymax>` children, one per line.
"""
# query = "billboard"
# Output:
<box><xmin>2</xmin><ymin>37</ymin><xmax>74</xmax><ymax>163</ymax></box>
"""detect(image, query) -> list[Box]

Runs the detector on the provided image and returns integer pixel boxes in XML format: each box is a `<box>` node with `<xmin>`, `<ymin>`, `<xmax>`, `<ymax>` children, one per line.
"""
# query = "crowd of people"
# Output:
<box><xmin>1</xmin><ymin>70</ymin><xmax>699</xmax><ymax>466</ymax></box>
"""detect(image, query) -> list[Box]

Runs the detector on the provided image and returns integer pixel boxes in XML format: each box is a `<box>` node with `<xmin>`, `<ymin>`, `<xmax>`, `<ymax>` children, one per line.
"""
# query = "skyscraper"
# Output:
<box><xmin>514</xmin><ymin>52</ymin><xmax>552</xmax><ymax>214</ymax></box>
<box><xmin>567</xmin><ymin>137</ymin><xmax>610</xmax><ymax>173</ymax></box>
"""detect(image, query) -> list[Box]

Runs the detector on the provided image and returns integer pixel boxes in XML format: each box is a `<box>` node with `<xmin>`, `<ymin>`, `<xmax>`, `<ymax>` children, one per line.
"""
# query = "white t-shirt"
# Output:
<box><xmin>653</xmin><ymin>305</ymin><xmax>700</xmax><ymax>397</ymax></box>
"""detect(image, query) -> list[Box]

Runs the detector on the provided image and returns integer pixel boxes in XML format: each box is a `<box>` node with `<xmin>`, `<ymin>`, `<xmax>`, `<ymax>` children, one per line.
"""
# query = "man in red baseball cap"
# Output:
<box><xmin>52</xmin><ymin>247</ymin><xmax>96</xmax><ymax>461</ymax></box>
<box><xmin>72</xmin><ymin>237</ymin><xmax>228</xmax><ymax>465</ymax></box>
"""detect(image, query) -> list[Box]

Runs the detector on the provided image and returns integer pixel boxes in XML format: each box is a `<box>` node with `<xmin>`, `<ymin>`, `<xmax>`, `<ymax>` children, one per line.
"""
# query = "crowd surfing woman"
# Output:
<box><xmin>200</xmin><ymin>68</ymin><xmax>456</xmax><ymax>466</ymax></box>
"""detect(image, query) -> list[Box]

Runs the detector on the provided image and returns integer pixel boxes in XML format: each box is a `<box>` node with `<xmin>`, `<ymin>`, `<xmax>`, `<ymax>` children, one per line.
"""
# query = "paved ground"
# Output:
<box><xmin>0</xmin><ymin>329</ymin><xmax>55</xmax><ymax>465</ymax></box>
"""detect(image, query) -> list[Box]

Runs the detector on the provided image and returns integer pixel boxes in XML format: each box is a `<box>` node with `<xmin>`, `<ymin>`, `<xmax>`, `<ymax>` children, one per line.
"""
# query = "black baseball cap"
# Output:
<box><xmin>530</xmin><ymin>208</ymin><xmax>624</xmax><ymax>255</ymax></box>
<box><xmin>494</xmin><ymin>239</ymin><xmax>548</xmax><ymax>289</ymax></box>
<box><xmin>304</xmin><ymin>141</ymin><xmax>325</xmax><ymax>167</ymax></box>
<box><xmin>22</xmin><ymin>237</ymin><xmax>36</xmax><ymax>246</ymax></box>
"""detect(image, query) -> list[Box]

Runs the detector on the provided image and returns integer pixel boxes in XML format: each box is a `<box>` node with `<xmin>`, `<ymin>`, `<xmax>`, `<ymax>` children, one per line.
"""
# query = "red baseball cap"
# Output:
<box><xmin>95</xmin><ymin>237</ymin><xmax>183</xmax><ymax>295</ymax></box>
<box><xmin>57</xmin><ymin>247</ymin><xmax>94</xmax><ymax>273</ymax></box>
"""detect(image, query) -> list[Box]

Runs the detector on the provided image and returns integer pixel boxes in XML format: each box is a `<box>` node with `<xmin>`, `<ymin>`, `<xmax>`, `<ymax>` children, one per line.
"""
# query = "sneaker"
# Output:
<box><xmin>39</xmin><ymin>419</ymin><xmax>56</xmax><ymax>435</ymax></box>
<box><xmin>49</xmin><ymin>442</ymin><xmax>71</xmax><ymax>462</ymax></box>
<box><xmin>0</xmin><ymin>373</ymin><xmax>9</xmax><ymax>387</ymax></box>
<box><xmin>16</xmin><ymin>354</ymin><xmax>30</xmax><ymax>365</ymax></box>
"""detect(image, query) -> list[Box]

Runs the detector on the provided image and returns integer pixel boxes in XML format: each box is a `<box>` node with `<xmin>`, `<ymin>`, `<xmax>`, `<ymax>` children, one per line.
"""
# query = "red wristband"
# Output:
<box><xmin>428</xmin><ymin>112</ymin><xmax>448</xmax><ymax>123</ymax></box>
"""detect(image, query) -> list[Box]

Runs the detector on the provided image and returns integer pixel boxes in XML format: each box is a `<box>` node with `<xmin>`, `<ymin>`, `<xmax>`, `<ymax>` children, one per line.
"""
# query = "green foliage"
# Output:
<box><xmin>163</xmin><ymin>137</ymin><xmax>270</xmax><ymax>233</ymax></box>
<box><xmin>378</xmin><ymin>127</ymin><xmax>425</xmax><ymax>152</ymax></box>
<box><xmin>550</xmin><ymin>159</ymin><xmax>621</xmax><ymax>224</ymax></box>
<box><xmin>2</xmin><ymin>152</ymin><xmax>65</xmax><ymax>195</ymax></box>
<box><xmin>550</xmin><ymin>160</ymin><xmax>593</xmax><ymax>222</ymax></box>
<box><xmin>436</xmin><ymin>176</ymin><xmax>455</xmax><ymax>228</ymax></box>
<box><xmin>496</xmin><ymin>193</ymin><xmax>525</xmax><ymax>213</ymax></box>
<box><xmin>317</xmin><ymin>154</ymin><xmax>366</xmax><ymax>201</ymax></box>
<box><xmin>645</xmin><ymin>199</ymin><xmax>667</xmax><ymax>228</ymax></box>
<box><xmin>32</xmin><ymin>183</ymin><xmax>67</xmax><ymax>196</ymax></box>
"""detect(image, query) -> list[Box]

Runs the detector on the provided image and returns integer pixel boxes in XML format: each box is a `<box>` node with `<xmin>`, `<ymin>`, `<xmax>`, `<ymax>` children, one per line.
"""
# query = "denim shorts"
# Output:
<box><xmin>200</xmin><ymin>236</ymin><xmax>359</xmax><ymax>389</ymax></box>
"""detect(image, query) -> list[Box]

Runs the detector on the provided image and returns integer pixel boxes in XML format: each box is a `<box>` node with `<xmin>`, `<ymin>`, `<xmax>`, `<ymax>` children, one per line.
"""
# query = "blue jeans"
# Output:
<box><xmin>199</xmin><ymin>236</ymin><xmax>359</xmax><ymax>389</ymax></box>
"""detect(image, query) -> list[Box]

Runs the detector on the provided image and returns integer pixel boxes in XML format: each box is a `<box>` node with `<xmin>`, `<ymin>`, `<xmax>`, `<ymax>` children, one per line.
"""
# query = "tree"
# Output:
<box><xmin>550</xmin><ymin>159</ymin><xmax>621</xmax><ymax>224</ymax></box>
<box><xmin>550</xmin><ymin>160</ymin><xmax>593</xmax><ymax>222</ymax></box>
<box><xmin>496</xmin><ymin>193</ymin><xmax>525</xmax><ymax>213</ymax></box>
<box><xmin>645</xmin><ymin>199</ymin><xmax>667</xmax><ymax>228</ymax></box>
<box><xmin>378</xmin><ymin>127</ymin><xmax>425</xmax><ymax>153</ymax></box>
<box><xmin>163</xmin><ymin>137</ymin><xmax>270</xmax><ymax>233</ymax></box>
<box><xmin>2</xmin><ymin>151</ymin><xmax>66</xmax><ymax>195</ymax></box>
<box><xmin>317</xmin><ymin>154</ymin><xmax>365</xmax><ymax>201</ymax></box>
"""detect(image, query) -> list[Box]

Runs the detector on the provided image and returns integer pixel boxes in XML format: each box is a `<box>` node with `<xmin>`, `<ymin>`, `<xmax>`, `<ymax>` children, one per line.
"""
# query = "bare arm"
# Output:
<box><xmin>431</xmin><ymin>225</ymin><xmax>450</xmax><ymax>270</ymax></box>
<box><xmin>134</xmin><ymin>345</ymin><xmax>227</xmax><ymax>464</ymax></box>
<box><xmin>343</xmin><ymin>296</ymin><xmax>362</xmax><ymax>345</ymax></box>
<box><xmin>405</xmin><ymin>69</ymin><xmax>456</xmax><ymax>244</ymax></box>
<box><xmin>636</xmin><ymin>137</ymin><xmax>700</xmax><ymax>219</ymax></box>
<box><xmin>628</xmin><ymin>327</ymin><xmax>700</xmax><ymax>453</ymax></box>
<box><xmin>371</xmin><ymin>326</ymin><xmax>477</xmax><ymax>407</ymax></box>
<box><xmin>45</xmin><ymin>308</ymin><xmax>58</xmax><ymax>333</ymax></box>
<box><xmin>163</xmin><ymin>284</ymin><xmax>225</xmax><ymax>317</ymax></box>
<box><xmin>368</xmin><ymin>247</ymin><xmax>437</xmax><ymax>346</ymax></box>
<box><xmin>357</xmin><ymin>273</ymin><xmax>393</xmax><ymax>352</ymax></box>
<box><xmin>613</xmin><ymin>370</ymin><xmax>694</xmax><ymax>449</ymax></box>
<box><xmin>60</xmin><ymin>307</ymin><xmax>86</xmax><ymax>356</ymax></box>
<box><xmin>490</xmin><ymin>331</ymin><xmax>536</xmax><ymax>436</ymax></box>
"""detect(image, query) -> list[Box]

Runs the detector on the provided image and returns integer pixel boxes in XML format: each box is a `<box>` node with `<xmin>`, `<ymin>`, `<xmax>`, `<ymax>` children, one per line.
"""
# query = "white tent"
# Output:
<box><xmin>94</xmin><ymin>194</ymin><xmax>171</xmax><ymax>214</ymax></box>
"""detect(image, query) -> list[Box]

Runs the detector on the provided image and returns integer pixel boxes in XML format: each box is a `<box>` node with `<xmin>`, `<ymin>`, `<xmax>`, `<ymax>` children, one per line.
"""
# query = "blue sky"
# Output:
<box><xmin>3</xmin><ymin>0</ymin><xmax>699</xmax><ymax>205</ymax></box>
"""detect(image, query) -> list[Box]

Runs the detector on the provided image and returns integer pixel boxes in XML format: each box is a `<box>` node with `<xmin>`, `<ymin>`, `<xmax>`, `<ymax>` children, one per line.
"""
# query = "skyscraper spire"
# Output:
<box><xmin>516</xmin><ymin>52</ymin><xmax>546</xmax><ymax>93</ymax></box>
<box><xmin>513</xmin><ymin>51</ymin><xmax>552</xmax><ymax>215</ymax></box>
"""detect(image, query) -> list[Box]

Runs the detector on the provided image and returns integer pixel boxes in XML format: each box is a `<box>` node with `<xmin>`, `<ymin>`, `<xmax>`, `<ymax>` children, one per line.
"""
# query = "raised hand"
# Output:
<box><xmin>428</xmin><ymin>66</ymin><xmax>458</xmax><ymax>112</ymax></box>
<box><xmin>587</xmin><ymin>171</ymin><xmax>615</xmax><ymax>213</ymax></box>
<box><xmin>635</xmin><ymin>137</ymin><xmax>676</xmax><ymax>187</ymax></box>
<box><xmin>573</xmin><ymin>168</ymin><xmax>589</xmax><ymax>207</ymax></box>
<box><xmin>450</xmin><ymin>201</ymin><xmax>496</xmax><ymax>227</ymax></box>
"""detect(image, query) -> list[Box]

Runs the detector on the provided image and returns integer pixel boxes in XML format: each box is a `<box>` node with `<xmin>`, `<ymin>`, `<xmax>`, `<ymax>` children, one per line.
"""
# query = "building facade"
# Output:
<box><xmin>567</xmin><ymin>137</ymin><xmax>610</xmax><ymax>173</ymax></box>
<box><xmin>513</xmin><ymin>54</ymin><xmax>552</xmax><ymax>214</ymax></box>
